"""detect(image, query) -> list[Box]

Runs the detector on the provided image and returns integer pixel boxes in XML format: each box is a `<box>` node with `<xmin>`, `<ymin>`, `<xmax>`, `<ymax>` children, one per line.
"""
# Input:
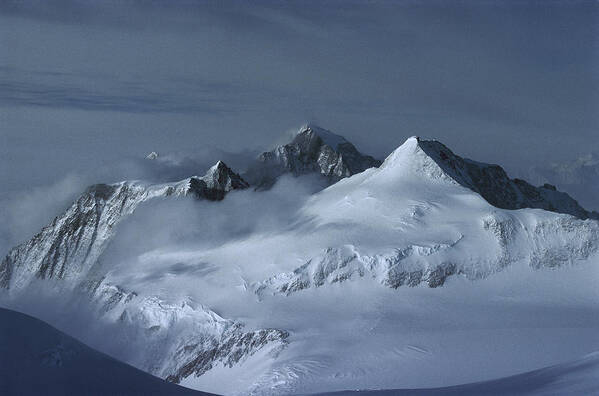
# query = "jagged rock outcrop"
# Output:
<box><xmin>0</xmin><ymin>161</ymin><xmax>248</xmax><ymax>290</ymax></box>
<box><xmin>415</xmin><ymin>137</ymin><xmax>598</xmax><ymax>220</ymax></box>
<box><xmin>244</xmin><ymin>124</ymin><xmax>381</xmax><ymax>189</ymax></box>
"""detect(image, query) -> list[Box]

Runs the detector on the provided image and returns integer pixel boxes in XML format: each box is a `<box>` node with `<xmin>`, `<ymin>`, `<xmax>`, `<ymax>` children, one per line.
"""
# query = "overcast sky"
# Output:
<box><xmin>1</xmin><ymin>1</ymin><xmax>597</xmax><ymax>227</ymax></box>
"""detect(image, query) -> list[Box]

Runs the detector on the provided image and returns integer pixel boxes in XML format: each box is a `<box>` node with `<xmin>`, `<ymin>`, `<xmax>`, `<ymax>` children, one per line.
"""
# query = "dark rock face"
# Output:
<box><xmin>416</xmin><ymin>138</ymin><xmax>599</xmax><ymax>220</ymax></box>
<box><xmin>244</xmin><ymin>125</ymin><xmax>381</xmax><ymax>189</ymax></box>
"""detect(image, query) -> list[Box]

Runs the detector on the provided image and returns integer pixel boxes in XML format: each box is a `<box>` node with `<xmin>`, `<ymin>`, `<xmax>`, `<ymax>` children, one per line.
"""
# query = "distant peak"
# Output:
<box><xmin>205</xmin><ymin>160</ymin><xmax>237</xmax><ymax>179</ymax></box>
<box><xmin>203</xmin><ymin>160</ymin><xmax>248</xmax><ymax>189</ymax></box>
<box><xmin>295</xmin><ymin>124</ymin><xmax>348</xmax><ymax>149</ymax></box>
<box><xmin>245</xmin><ymin>124</ymin><xmax>381</xmax><ymax>189</ymax></box>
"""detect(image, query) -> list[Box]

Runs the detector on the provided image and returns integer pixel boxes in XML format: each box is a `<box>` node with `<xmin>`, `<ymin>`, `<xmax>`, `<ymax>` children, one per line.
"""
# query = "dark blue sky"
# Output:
<box><xmin>1</xmin><ymin>0</ymin><xmax>597</xmax><ymax>192</ymax></box>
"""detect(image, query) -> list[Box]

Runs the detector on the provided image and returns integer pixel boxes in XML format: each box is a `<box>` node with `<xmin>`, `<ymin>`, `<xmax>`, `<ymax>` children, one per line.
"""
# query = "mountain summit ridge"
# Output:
<box><xmin>379</xmin><ymin>136</ymin><xmax>597</xmax><ymax>220</ymax></box>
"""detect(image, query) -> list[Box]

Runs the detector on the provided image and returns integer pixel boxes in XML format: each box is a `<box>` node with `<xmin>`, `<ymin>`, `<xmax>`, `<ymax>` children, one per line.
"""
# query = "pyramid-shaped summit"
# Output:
<box><xmin>188</xmin><ymin>160</ymin><xmax>249</xmax><ymax>201</ymax></box>
<box><xmin>382</xmin><ymin>136</ymin><xmax>598</xmax><ymax>220</ymax></box>
<box><xmin>244</xmin><ymin>124</ymin><xmax>382</xmax><ymax>189</ymax></box>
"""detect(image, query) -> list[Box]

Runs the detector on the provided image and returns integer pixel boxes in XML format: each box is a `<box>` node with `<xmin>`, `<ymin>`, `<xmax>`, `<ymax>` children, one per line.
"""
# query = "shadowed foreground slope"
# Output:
<box><xmin>0</xmin><ymin>308</ymin><xmax>213</xmax><ymax>396</ymax></box>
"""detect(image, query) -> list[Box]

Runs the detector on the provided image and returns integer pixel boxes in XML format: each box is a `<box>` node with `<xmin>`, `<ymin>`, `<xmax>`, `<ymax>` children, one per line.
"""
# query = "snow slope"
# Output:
<box><xmin>1</xmin><ymin>133</ymin><xmax>599</xmax><ymax>395</ymax></box>
<box><xmin>0</xmin><ymin>307</ymin><xmax>211</xmax><ymax>395</ymax></box>
<box><xmin>308</xmin><ymin>352</ymin><xmax>599</xmax><ymax>395</ymax></box>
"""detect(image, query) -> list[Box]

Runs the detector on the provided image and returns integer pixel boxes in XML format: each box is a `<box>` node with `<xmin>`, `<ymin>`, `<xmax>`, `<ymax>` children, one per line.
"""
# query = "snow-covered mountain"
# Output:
<box><xmin>244</xmin><ymin>125</ymin><xmax>382</xmax><ymax>189</ymax></box>
<box><xmin>1</xmin><ymin>128</ymin><xmax>598</xmax><ymax>395</ymax></box>
<box><xmin>0</xmin><ymin>307</ymin><xmax>208</xmax><ymax>395</ymax></box>
<box><xmin>256</xmin><ymin>136</ymin><xmax>598</xmax><ymax>297</ymax></box>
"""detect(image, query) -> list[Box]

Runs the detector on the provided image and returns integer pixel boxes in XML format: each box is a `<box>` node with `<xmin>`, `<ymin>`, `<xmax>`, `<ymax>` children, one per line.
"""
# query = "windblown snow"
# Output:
<box><xmin>1</xmin><ymin>128</ymin><xmax>598</xmax><ymax>395</ymax></box>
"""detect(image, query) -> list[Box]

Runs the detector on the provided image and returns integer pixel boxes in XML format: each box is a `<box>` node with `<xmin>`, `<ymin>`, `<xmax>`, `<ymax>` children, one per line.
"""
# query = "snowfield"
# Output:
<box><xmin>1</xmin><ymin>129</ymin><xmax>598</xmax><ymax>395</ymax></box>
<box><xmin>308</xmin><ymin>352</ymin><xmax>599</xmax><ymax>395</ymax></box>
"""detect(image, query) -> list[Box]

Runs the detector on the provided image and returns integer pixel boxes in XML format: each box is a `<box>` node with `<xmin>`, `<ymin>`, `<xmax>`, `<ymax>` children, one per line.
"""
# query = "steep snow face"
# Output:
<box><xmin>244</xmin><ymin>125</ymin><xmax>381</xmax><ymax>189</ymax></box>
<box><xmin>0</xmin><ymin>307</ymin><xmax>208</xmax><ymax>396</ymax></box>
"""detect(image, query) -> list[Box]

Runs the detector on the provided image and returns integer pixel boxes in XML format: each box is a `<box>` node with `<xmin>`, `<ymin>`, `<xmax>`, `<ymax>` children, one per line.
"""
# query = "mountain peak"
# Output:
<box><xmin>294</xmin><ymin>124</ymin><xmax>348</xmax><ymax>150</ymax></box>
<box><xmin>383</xmin><ymin>136</ymin><xmax>598</xmax><ymax>220</ymax></box>
<box><xmin>206</xmin><ymin>160</ymin><xmax>228</xmax><ymax>175</ymax></box>
<box><xmin>244</xmin><ymin>124</ymin><xmax>382</xmax><ymax>189</ymax></box>
<box><xmin>188</xmin><ymin>160</ymin><xmax>249</xmax><ymax>200</ymax></box>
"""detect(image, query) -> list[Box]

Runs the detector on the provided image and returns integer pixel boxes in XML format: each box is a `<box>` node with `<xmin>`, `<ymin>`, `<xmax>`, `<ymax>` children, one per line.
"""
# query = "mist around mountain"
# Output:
<box><xmin>1</xmin><ymin>125</ymin><xmax>598</xmax><ymax>395</ymax></box>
